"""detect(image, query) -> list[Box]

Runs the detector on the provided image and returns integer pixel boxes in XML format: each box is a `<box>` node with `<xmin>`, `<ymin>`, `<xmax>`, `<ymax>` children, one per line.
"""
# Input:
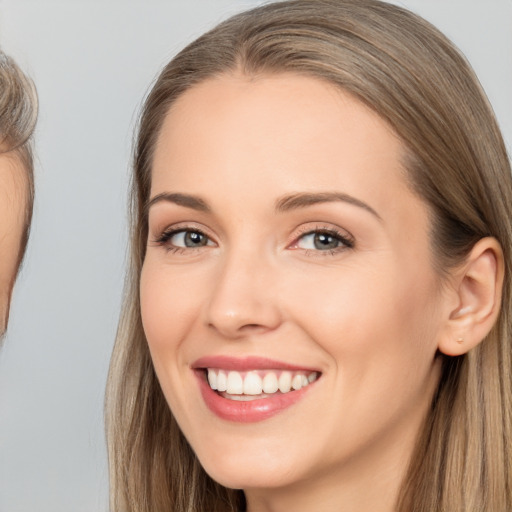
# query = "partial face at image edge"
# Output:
<box><xmin>0</xmin><ymin>151</ymin><xmax>28</xmax><ymax>335</ymax></box>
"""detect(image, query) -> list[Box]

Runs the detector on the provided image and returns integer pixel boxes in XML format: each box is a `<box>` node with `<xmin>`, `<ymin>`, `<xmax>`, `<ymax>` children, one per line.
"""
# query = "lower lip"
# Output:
<box><xmin>196</xmin><ymin>372</ymin><xmax>315</xmax><ymax>423</ymax></box>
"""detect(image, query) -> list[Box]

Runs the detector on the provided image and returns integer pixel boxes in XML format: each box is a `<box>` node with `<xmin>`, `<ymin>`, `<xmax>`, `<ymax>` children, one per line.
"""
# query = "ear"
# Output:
<box><xmin>438</xmin><ymin>237</ymin><xmax>504</xmax><ymax>356</ymax></box>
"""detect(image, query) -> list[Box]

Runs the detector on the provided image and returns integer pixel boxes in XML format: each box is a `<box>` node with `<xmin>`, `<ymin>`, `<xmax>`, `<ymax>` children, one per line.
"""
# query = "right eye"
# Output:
<box><xmin>170</xmin><ymin>230</ymin><xmax>210</xmax><ymax>248</ymax></box>
<box><xmin>157</xmin><ymin>229</ymin><xmax>214</xmax><ymax>249</ymax></box>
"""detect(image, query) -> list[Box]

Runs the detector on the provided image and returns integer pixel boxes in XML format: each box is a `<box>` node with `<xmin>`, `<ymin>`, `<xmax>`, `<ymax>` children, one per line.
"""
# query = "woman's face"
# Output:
<box><xmin>0</xmin><ymin>153</ymin><xmax>26</xmax><ymax>333</ymax></box>
<box><xmin>141</xmin><ymin>74</ymin><xmax>448</xmax><ymax>500</ymax></box>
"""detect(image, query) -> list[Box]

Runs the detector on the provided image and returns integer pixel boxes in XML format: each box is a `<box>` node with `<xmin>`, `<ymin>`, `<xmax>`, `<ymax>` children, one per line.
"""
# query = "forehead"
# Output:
<box><xmin>151</xmin><ymin>73</ymin><xmax>412</xmax><ymax>203</ymax></box>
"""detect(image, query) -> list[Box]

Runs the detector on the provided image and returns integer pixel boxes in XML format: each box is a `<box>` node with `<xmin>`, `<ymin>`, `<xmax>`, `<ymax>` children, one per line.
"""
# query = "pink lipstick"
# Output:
<box><xmin>192</xmin><ymin>356</ymin><xmax>320</xmax><ymax>423</ymax></box>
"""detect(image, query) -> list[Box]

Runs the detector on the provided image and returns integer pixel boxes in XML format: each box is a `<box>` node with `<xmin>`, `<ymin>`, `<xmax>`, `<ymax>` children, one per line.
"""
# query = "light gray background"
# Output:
<box><xmin>0</xmin><ymin>1</ymin><xmax>510</xmax><ymax>511</ymax></box>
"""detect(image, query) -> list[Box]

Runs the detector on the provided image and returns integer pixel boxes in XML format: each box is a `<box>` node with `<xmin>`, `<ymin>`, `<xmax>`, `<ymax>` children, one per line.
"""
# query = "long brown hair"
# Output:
<box><xmin>106</xmin><ymin>1</ymin><xmax>512</xmax><ymax>510</ymax></box>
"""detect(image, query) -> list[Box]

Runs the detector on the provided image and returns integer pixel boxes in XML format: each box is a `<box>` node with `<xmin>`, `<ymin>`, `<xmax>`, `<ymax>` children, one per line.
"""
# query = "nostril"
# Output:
<box><xmin>207</xmin><ymin>320</ymin><xmax>277</xmax><ymax>338</ymax></box>
<box><xmin>237</xmin><ymin>323</ymin><xmax>277</xmax><ymax>336</ymax></box>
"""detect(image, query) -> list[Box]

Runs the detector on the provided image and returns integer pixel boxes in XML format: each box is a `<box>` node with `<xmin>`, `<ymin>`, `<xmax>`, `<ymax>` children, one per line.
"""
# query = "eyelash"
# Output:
<box><xmin>152</xmin><ymin>225</ymin><xmax>354</xmax><ymax>256</ymax></box>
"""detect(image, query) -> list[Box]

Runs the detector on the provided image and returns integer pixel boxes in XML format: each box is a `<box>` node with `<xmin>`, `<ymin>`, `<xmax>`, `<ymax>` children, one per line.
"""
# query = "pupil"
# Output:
<box><xmin>185</xmin><ymin>231</ymin><xmax>206</xmax><ymax>247</ymax></box>
<box><xmin>314</xmin><ymin>233</ymin><xmax>338</xmax><ymax>250</ymax></box>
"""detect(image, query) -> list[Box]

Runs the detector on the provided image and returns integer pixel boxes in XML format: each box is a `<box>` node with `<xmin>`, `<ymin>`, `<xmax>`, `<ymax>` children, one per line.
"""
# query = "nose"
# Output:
<box><xmin>204</xmin><ymin>251</ymin><xmax>282</xmax><ymax>339</ymax></box>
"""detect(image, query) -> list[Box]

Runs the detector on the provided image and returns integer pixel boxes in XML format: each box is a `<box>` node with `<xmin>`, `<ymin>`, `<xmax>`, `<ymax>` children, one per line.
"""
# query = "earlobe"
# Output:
<box><xmin>438</xmin><ymin>237</ymin><xmax>504</xmax><ymax>356</ymax></box>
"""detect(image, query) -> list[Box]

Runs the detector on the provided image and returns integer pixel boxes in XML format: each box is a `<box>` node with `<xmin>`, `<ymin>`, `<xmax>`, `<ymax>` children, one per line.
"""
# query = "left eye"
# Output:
<box><xmin>296</xmin><ymin>231</ymin><xmax>349</xmax><ymax>251</ymax></box>
<box><xmin>168</xmin><ymin>230</ymin><xmax>213</xmax><ymax>248</ymax></box>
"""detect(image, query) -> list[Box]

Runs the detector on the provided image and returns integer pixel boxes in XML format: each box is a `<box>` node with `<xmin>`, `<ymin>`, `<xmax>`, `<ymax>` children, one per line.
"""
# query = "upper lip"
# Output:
<box><xmin>191</xmin><ymin>355</ymin><xmax>319</xmax><ymax>372</ymax></box>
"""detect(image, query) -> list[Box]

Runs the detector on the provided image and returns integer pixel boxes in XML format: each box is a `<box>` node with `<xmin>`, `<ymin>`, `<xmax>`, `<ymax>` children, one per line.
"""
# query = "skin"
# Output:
<box><xmin>0</xmin><ymin>152</ymin><xmax>26</xmax><ymax>334</ymax></box>
<box><xmin>140</xmin><ymin>73</ymin><xmax>462</xmax><ymax>512</ymax></box>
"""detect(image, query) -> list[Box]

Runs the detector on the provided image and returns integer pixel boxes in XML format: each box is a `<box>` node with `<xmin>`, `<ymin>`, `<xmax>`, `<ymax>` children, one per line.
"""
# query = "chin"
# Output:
<box><xmin>196</xmin><ymin>446</ymin><xmax>301</xmax><ymax>491</ymax></box>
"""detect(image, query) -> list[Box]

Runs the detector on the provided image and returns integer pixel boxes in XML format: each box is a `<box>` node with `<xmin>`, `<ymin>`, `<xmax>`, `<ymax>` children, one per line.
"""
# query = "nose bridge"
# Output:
<box><xmin>205</xmin><ymin>241</ymin><xmax>281</xmax><ymax>338</ymax></box>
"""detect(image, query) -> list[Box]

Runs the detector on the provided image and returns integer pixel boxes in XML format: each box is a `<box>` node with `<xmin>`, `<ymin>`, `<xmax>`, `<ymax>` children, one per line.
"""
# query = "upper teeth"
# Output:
<box><xmin>207</xmin><ymin>369</ymin><xmax>318</xmax><ymax>395</ymax></box>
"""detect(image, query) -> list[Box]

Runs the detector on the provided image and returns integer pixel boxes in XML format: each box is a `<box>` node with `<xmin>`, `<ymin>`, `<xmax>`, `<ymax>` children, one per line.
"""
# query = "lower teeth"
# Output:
<box><xmin>219</xmin><ymin>391</ymin><xmax>281</xmax><ymax>401</ymax></box>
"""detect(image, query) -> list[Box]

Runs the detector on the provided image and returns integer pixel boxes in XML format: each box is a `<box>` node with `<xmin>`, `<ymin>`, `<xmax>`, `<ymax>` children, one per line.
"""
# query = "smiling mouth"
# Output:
<box><xmin>205</xmin><ymin>369</ymin><xmax>319</xmax><ymax>401</ymax></box>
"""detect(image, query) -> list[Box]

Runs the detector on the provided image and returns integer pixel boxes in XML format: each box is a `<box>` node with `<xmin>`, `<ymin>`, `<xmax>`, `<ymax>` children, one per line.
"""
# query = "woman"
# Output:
<box><xmin>106</xmin><ymin>1</ymin><xmax>512</xmax><ymax>510</ymax></box>
<box><xmin>0</xmin><ymin>51</ymin><xmax>37</xmax><ymax>335</ymax></box>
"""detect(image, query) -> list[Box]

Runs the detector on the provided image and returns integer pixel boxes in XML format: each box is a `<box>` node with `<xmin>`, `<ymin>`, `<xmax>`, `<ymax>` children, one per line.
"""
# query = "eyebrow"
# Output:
<box><xmin>275</xmin><ymin>192</ymin><xmax>382</xmax><ymax>220</ymax></box>
<box><xmin>146</xmin><ymin>190</ymin><xmax>381</xmax><ymax>220</ymax></box>
<box><xmin>146</xmin><ymin>192</ymin><xmax>210</xmax><ymax>213</ymax></box>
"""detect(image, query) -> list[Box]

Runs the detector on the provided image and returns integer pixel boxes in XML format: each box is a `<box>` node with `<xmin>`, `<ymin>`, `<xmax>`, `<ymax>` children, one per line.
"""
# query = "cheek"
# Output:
<box><xmin>293</xmin><ymin>265</ymin><xmax>441</xmax><ymax>440</ymax></box>
<box><xmin>140</xmin><ymin>261</ymin><xmax>206</xmax><ymax>422</ymax></box>
<box><xmin>140</xmin><ymin>261</ymin><xmax>202</xmax><ymax>356</ymax></box>
<box><xmin>287</xmin><ymin>259</ymin><xmax>441</xmax><ymax>385</ymax></box>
